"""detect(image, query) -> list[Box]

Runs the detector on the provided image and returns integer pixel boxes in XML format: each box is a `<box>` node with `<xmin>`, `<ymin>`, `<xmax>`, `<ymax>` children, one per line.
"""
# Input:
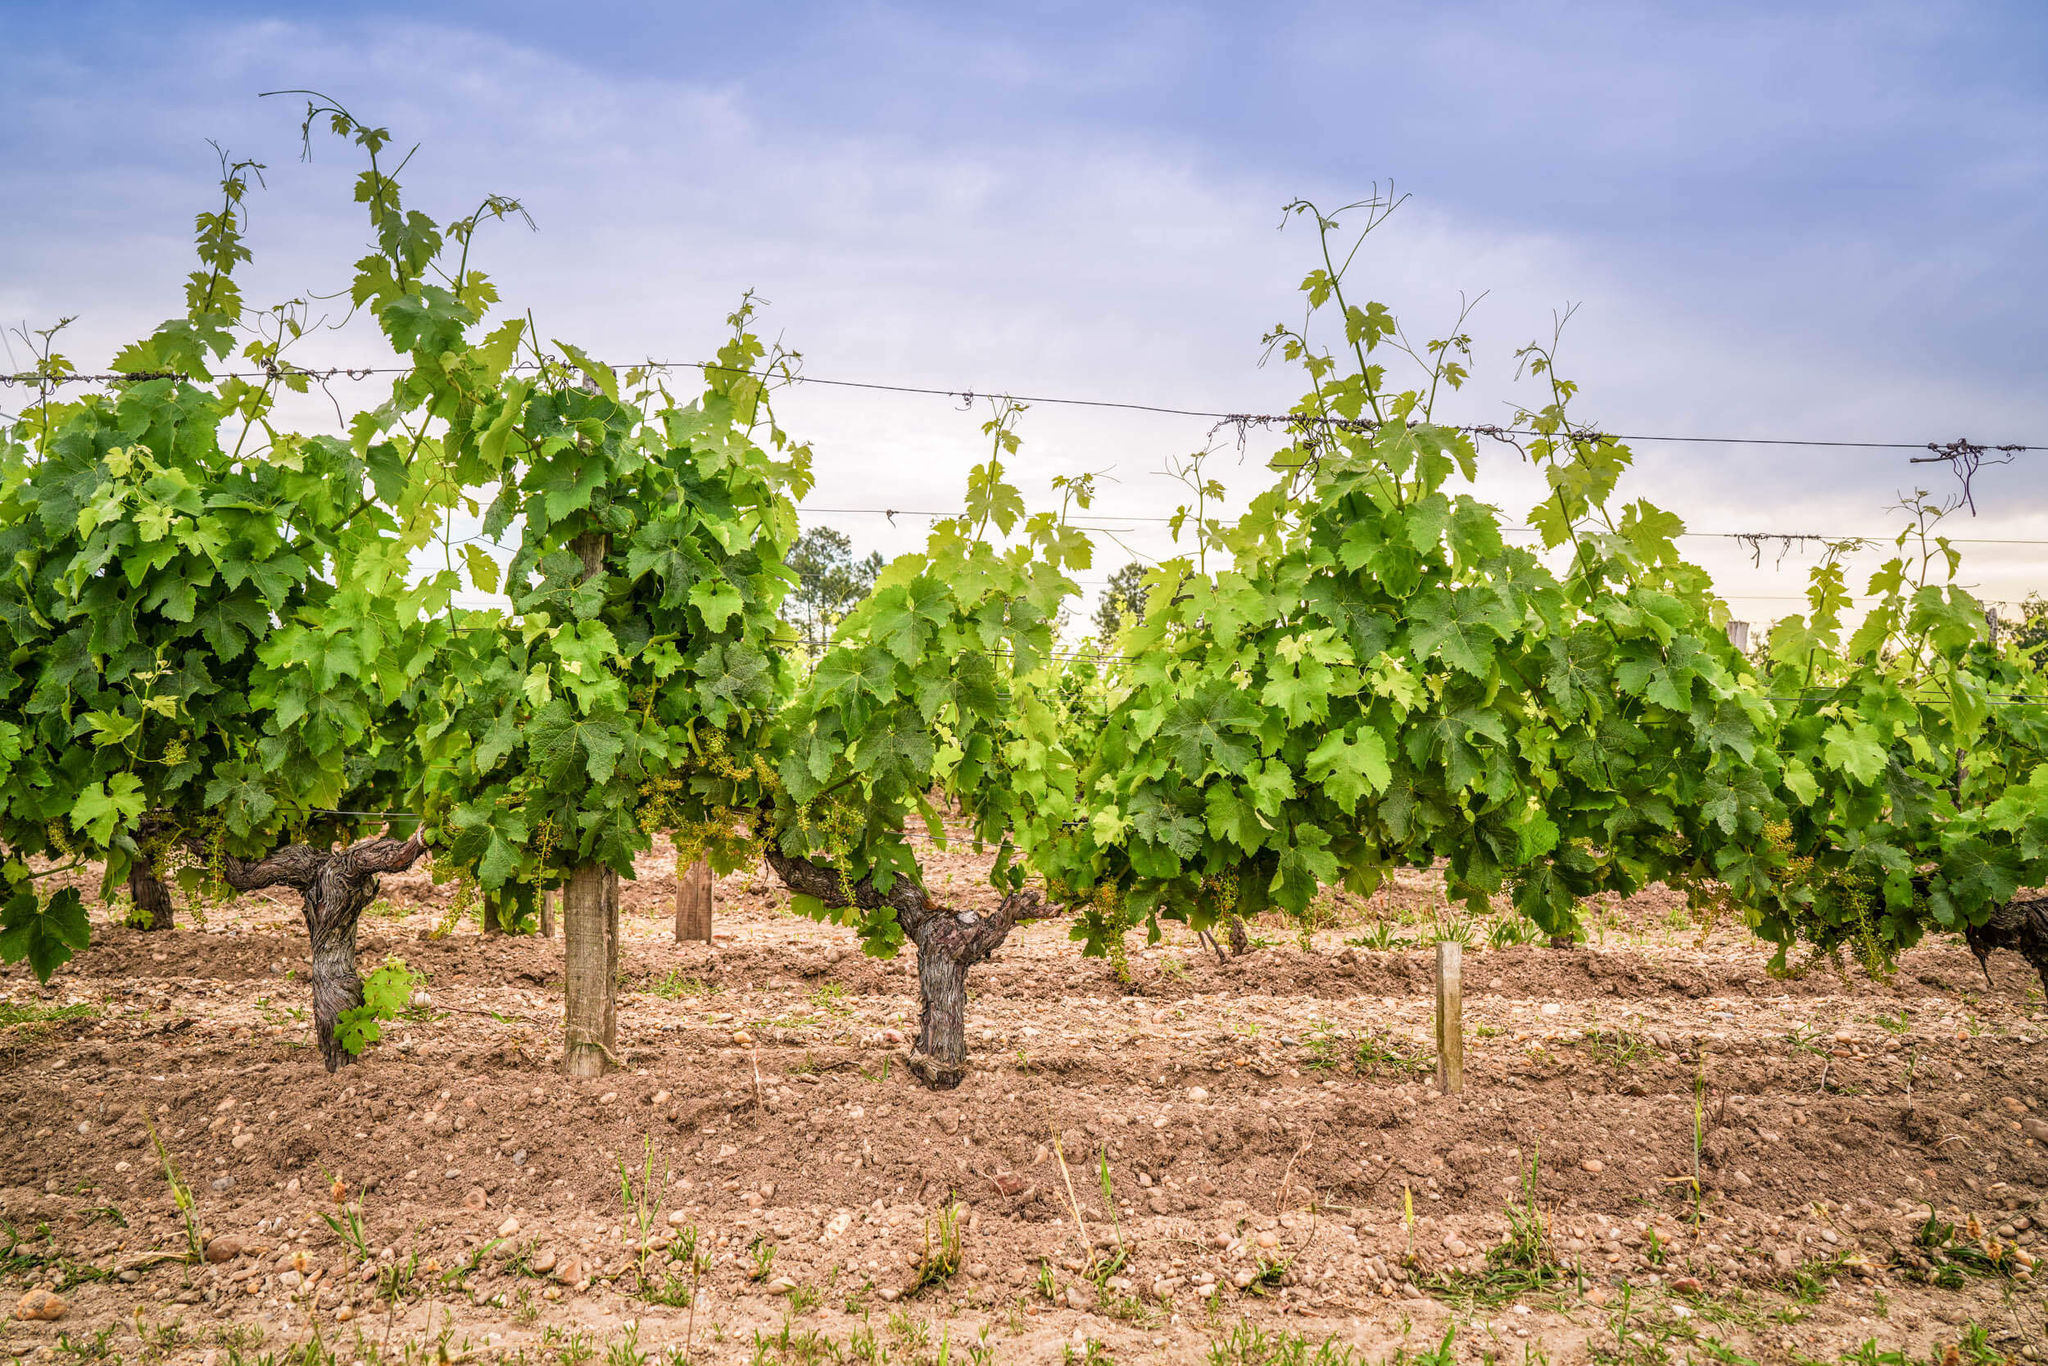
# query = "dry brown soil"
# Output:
<box><xmin>3</xmin><ymin>837</ymin><xmax>2046</xmax><ymax>1364</ymax></box>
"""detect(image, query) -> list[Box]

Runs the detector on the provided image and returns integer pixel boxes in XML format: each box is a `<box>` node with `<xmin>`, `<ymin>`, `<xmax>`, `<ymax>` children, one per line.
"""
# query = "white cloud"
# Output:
<box><xmin>6</xmin><ymin>12</ymin><xmax>2046</xmax><ymax>619</ymax></box>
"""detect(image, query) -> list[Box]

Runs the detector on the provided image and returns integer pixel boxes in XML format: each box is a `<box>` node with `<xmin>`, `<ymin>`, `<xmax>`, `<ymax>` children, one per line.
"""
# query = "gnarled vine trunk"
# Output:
<box><xmin>482</xmin><ymin>884</ymin><xmax>535</xmax><ymax>935</ymax></box>
<box><xmin>1225</xmin><ymin>914</ymin><xmax>1250</xmax><ymax>957</ymax></box>
<box><xmin>126</xmin><ymin>862</ymin><xmax>175</xmax><ymax>932</ymax></box>
<box><xmin>763</xmin><ymin>847</ymin><xmax>1039</xmax><ymax>1090</ymax></box>
<box><xmin>562</xmin><ymin>863</ymin><xmax>619</xmax><ymax>1076</ymax></box>
<box><xmin>1965</xmin><ymin>895</ymin><xmax>2048</xmax><ymax>995</ymax></box>
<box><xmin>193</xmin><ymin>832</ymin><xmax>428</xmax><ymax>1072</ymax></box>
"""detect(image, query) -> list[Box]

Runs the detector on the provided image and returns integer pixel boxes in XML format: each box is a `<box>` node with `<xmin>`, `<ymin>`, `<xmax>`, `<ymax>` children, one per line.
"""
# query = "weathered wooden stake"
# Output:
<box><xmin>674</xmin><ymin>860</ymin><xmax>713</xmax><ymax>943</ymax></box>
<box><xmin>562</xmin><ymin>863</ymin><xmax>619</xmax><ymax>1077</ymax></box>
<box><xmin>1435</xmin><ymin>940</ymin><xmax>1463</xmax><ymax>1094</ymax></box>
<box><xmin>539</xmin><ymin>889</ymin><xmax>556</xmax><ymax>939</ymax></box>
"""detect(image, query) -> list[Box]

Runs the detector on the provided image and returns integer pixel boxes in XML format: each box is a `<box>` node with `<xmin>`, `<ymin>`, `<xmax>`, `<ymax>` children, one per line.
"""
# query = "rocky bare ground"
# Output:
<box><xmin>3</xmin><ymin>838</ymin><xmax>2045</xmax><ymax>1364</ymax></box>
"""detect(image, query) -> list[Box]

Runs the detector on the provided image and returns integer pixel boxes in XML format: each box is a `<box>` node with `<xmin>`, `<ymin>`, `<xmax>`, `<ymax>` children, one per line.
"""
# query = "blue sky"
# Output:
<box><xmin>5</xmin><ymin>1</ymin><xmax>2046</xmax><ymax>614</ymax></box>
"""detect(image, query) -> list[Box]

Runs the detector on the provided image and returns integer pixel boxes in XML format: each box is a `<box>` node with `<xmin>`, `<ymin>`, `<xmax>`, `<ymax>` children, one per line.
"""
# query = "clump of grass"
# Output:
<box><xmin>617</xmin><ymin>1137</ymin><xmax>669</xmax><ymax>1290</ymax></box>
<box><xmin>544</xmin><ymin>1326</ymin><xmax>598</xmax><ymax>1366</ymax></box>
<box><xmin>1579</xmin><ymin>1028</ymin><xmax>1659</xmax><ymax>1067</ymax></box>
<box><xmin>142</xmin><ymin>1117</ymin><xmax>204</xmax><ymax>1263</ymax></box>
<box><xmin>1895</xmin><ymin>1208</ymin><xmax>2033</xmax><ymax>1287</ymax></box>
<box><xmin>1242</xmin><ymin>1251</ymin><xmax>1292</xmax><ymax>1296</ymax></box>
<box><xmin>1352</xmin><ymin>1028</ymin><xmax>1427</xmax><ymax>1077</ymax></box>
<box><xmin>1429</xmin><ymin>915</ymin><xmax>1476</xmax><ymax>947</ymax></box>
<box><xmin>648</xmin><ymin>1222</ymin><xmax>711</xmax><ymax>1308</ymax></box>
<box><xmin>0</xmin><ymin>999</ymin><xmax>98</xmax><ymax>1027</ymax></box>
<box><xmin>605</xmin><ymin>1324</ymin><xmax>647</xmax><ymax>1366</ymax></box>
<box><xmin>647</xmin><ymin>971</ymin><xmax>718</xmax><ymax>1000</ymax></box>
<box><xmin>1346</xmin><ymin>922</ymin><xmax>1408</xmax><ymax>952</ymax></box>
<box><xmin>1205</xmin><ymin>1320</ymin><xmax>1368</xmax><ymax>1365</ymax></box>
<box><xmin>747</xmin><ymin>1319</ymin><xmax>837</xmax><ymax>1365</ymax></box>
<box><xmin>886</xmin><ymin>1311</ymin><xmax>928</xmax><ymax>1354</ymax></box>
<box><xmin>1486</xmin><ymin>917</ymin><xmax>1543</xmax><ymax>949</ymax></box>
<box><xmin>907</xmin><ymin>1202</ymin><xmax>964</xmax><ymax>1294</ymax></box>
<box><xmin>1424</xmin><ymin>1144</ymin><xmax>1574</xmax><ymax>1307</ymax></box>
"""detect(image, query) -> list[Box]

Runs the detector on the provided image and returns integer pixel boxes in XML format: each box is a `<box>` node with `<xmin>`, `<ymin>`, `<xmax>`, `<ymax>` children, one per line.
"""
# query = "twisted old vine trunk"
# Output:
<box><xmin>192</xmin><ymin>832</ymin><xmax>428</xmax><ymax>1071</ymax></box>
<box><xmin>763</xmin><ymin>847</ymin><xmax>1039</xmax><ymax>1090</ymax></box>
<box><xmin>126</xmin><ymin>862</ymin><xmax>176</xmax><ymax>932</ymax></box>
<box><xmin>1965</xmin><ymin>895</ymin><xmax>2048</xmax><ymax>995</ymax></box>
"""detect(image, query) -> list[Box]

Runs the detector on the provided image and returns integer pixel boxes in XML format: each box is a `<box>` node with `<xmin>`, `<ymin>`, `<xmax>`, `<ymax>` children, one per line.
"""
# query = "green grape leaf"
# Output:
<box><xmin>1158</xmin><ymin>683</ymin><xmax>1261</xmax><ymax>777</ymax></box>
<box><xmin>1409</xmin><ymin>585</ymin><xmax>1514</xmax><ymax>678</ymax></box>
<box><xmin>690</xmin><ymin>578</ymin><xmax>744</xmax><ymax>632</ymax></box>
<box><xmin>69</xmin><ymin>774</ymin><xmax>146</xmax><ymax>845</ymax></box>
<box><xmin>1821</xmin><ymin>722</ymin><xmax>1887</xmax><ymax>786</ymax></box>
<box><xmin>1304</xmin><ymin>729</ymin><xmax>1392</xmax><ymax>813</ymax></box>
<box><xmin>0</xmin><ymin>888</ymin><xmax>91</xmax><ymax>983</ymax></box>
<box><xmin>527</xmin><ymin>701</ymin><xmax>630</xmax><ymax>785</ymax></box>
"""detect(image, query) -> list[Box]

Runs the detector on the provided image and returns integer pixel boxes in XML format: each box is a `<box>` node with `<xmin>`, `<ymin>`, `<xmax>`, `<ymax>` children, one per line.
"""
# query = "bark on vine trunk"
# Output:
<box><xmin>483</xmin><ymin>885</ymin><xmax>532</xmax><ymax>935</ymax></box>
<box><xmin>562</xmin><ymin>863</ymin><xmax>620</xmax><ymax>1076</ymax></box>
<box><xmin>1965</xmin><ymin>895</ymin><xmax>2048</xmax><ymax>995</ymax></box>
<box><xmin>190</xmin><ymin>832</ymin><xmax>427</xmax><ymax>1072</ymax></box>
<box><xmin>126</xmin><ymin>862</ymin><xmax>175</xmax><ymax>932</ymax></box>
<box><xmin>763</xmin><ymin>847</ymin><xmax>1039</xmax><ymax>1089</ymax></box>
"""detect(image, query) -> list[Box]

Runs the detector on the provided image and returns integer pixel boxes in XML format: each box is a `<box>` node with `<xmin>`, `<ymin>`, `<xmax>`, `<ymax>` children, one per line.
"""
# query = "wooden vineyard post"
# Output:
<box><xmin>557</xmin><ymin>524</ymin><xmax>618</xmax><ymax>1076</ymax></box>
<box><xmin>675</xmin><ymin>860</ymin><xmax>713</xmax><ymax>943</ymax></box>
<box><xmin>561</xmin><ymin>863</ymin><xmax>619</xmax><ymax>1076</ymax></box>
<box><xmin>1435</xmin><ymin>940</ymin><xmax>1463</xmax><ymax>1094</ymax></box>
<box><xmin>539</xmin><ymin>889</ymin><xmax>556</xmax><ymax>939</ymax></box>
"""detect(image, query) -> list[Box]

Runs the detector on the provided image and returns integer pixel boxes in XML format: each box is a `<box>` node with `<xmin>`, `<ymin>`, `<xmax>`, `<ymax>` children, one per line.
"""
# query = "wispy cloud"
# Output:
<box><xmin>4</xmin><ymin>4</ymin><xmax>2045</xmax><ymax>612</ymax></box>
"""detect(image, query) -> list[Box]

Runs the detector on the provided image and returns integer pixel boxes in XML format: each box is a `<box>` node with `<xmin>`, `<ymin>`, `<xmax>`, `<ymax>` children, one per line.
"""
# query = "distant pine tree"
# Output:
<box><xmin>1093</xmin><ymin>561</ymin><xmax>1149</xmax><ymax>640</ymax></box>
<box><xmin>2011</xmin><ymin>593</ymin><xmax>2048</xmax><ymax>666</ymax></box>
<box><xmin>784</xmin><ymin>527</ymin><xmax>884</xmax><ymax>661</ymax></box>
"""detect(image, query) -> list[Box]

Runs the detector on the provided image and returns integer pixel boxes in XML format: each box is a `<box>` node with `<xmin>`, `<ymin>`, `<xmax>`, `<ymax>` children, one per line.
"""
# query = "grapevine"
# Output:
<box><xmin>0</xmin><ymin>108</ymin><xmax>2041</xmax><ymax>1105</ymax></box>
